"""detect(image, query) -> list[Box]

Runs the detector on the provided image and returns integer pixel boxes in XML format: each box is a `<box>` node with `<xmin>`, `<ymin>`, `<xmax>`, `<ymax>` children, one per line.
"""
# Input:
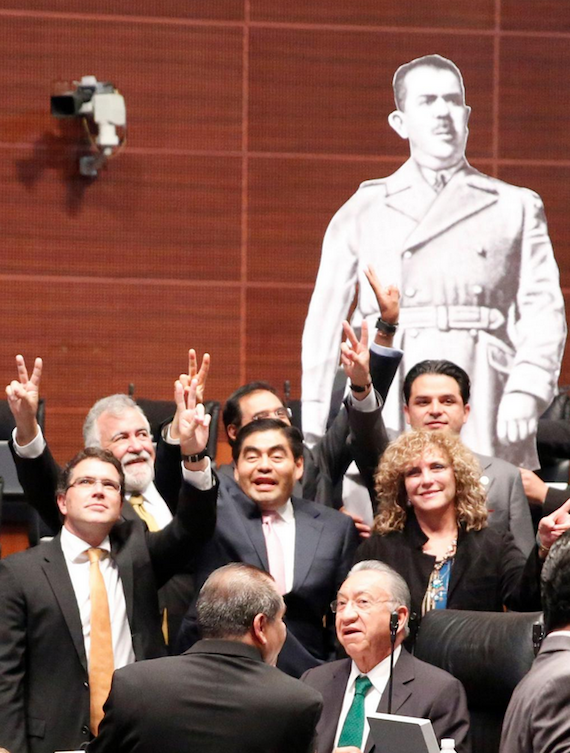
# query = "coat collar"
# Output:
<box><xmin>382</xmin><ymin>158</ymin><xmax>500</xmax><ymax>249</ymax></box>
<box><xmin>186</xmin><ymin>639</ymin><xmax>264</xmax><ymax>663</ymax></box>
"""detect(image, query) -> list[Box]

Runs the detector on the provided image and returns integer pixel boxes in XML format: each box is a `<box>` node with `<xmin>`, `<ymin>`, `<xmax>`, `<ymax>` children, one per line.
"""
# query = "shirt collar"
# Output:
<box><xmin>60</xmin><ymin>525</ymin><xmax>112</xmax><ymax>564</ymax></box>
<box><xmin>347</xmin><ymin>645</ymin><xmax>402</xmax><ymax>692</ymax></box>
<box><xmin>271</xmin><ymin>499</ymin><xmax>294</xmax><ymax>523</ymax></box>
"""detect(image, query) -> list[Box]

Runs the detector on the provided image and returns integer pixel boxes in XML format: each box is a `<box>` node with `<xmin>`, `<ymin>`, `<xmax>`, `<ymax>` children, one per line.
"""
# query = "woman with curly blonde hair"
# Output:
<box><xmin>354</xmin><ymin>430</ymin><xmax>554</xmax><ymax>620</ymax></box>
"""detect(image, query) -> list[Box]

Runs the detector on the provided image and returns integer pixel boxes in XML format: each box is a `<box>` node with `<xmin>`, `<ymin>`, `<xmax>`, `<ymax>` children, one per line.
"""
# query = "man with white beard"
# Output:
<box><xmin>6</xmin><ymin>354</ymin><xmax>204</xmax><ymax>645</ymax></box>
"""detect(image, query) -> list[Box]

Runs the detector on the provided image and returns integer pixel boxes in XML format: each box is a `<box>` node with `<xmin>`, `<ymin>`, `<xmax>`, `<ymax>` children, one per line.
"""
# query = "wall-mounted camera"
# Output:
<box><xmin>51</xmin><ymin>75</ymin><xmax>126</xmax><ymax>177</ymax></box>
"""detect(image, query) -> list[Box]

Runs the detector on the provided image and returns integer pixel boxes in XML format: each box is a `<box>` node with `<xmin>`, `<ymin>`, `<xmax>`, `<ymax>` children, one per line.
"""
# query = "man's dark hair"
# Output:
<box><xmin>222</xmin><ymin>381</ymin><xmax>280</xmax><ymax>441</ymax></box>
<box><xmin>197</xmin><ymin>563</ymin><xmax>283</xmax><ymax>639</ymax></box>
<box><xmin>231</xmin><ymin>418</ymin><xmax>304</xmax><ymax>464</ymax></box>
<box><xmin>392</xmin><ymin>54</ymin><xmax>465</xmax><ymax>111</ymax></box>
<box><xmin>57</xmin><ymin>447</ymin><xmax>125</xmax><ymax>503</ymax></box>
<box><xmin>541</xmin><ymin>531</ymin><xmax>570</xmax><ymax>633</ymax></box>
<box><xmin>403</xmin><ymin>360</ymin><xmax>471</xmax><ymax>405</ymax></box>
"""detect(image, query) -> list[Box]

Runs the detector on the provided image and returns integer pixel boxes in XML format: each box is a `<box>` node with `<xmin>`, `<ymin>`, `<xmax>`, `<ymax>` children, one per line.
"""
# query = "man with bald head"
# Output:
<box><xmin>302</xmin><ymin>561</ymin><xmax>470</xmax><ymax>753</ymax></box>
<box><xmin>90</xmin><ymin>564</ymin><xmax>323</xmax><ymax>753</ymax></box>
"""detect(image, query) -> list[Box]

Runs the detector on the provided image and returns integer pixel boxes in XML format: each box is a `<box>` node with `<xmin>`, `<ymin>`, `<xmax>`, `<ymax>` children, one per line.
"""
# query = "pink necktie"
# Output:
<box><xmin>262</xmin><ymin>511</ymin><xmax>287</xmax><ymax>595</ymax></box>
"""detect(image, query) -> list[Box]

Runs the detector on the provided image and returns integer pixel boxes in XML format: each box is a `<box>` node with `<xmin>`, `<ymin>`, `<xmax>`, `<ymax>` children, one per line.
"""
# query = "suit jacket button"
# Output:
<box><xmin>84</xmin><ymin>681</ymin><xmax>89</xmax><ymax>688</ymax></box>
<box><xmin>82</xmin><ymin>725</ymin><xmax>90</xmax><ymax>735</ymax></box>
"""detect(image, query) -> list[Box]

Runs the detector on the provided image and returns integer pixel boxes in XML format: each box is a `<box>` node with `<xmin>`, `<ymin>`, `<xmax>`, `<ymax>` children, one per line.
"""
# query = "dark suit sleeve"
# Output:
<box><xmin>153</xmin><ymin>427</ymin><xmax>183</xmax><ymax>514</ymax></box>
<box><xmin>544</xmin><ymin>486</ymin><xmax>570</xmax><ymax>516</ymax></box>
<box><xmin>303</xmin><ymin>407</ymin><xmax>352</xmax><ymax>505</ymax></box>
<box><xmin>507</xmin><ymin>471</ymin><xmax>535</xmax><ymax>555</ymax></box>
<box><xmin>347</xmin><ymin>394</ymin><xmax>389</xmax><ymax>507</ymax></box>
<box><xmin>428</xmin><ymin>675</ymin><xmax>471</xmax><ymax>753</ymax></box>
<box><xmin>9</xmin><ymin>439</ymin><xmax>61</xmax><ymax>533</ymax></box>
<box><xmin>500</xmin><ymin>532</ymin><xmax>543</xmax><ymax>612</ymax></box>
<box><xmin>0</xmin><ymin>562</ymin><xmax>29</xmax><ymax>753</ymax></box>
<box><xmin>145</xmin><ymin>478</ymin><xmax>217</xmax><ymax>588</ymax></box>
<box><xmin>369</xmin><ymin>348</ymin><xmax>403</xmax><ymax>404</ymax></box>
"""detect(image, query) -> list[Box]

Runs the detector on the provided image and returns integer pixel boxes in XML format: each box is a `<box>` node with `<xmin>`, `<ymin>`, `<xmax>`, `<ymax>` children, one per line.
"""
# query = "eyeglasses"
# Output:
<box><xmin>252</xmin><ymin>407</ymin><xmax>293</xmax><ymax>422</ymax></box>
<box><xmin>330</xmin><ymin>597</ymin><xmax>395</xmax><ymax>614</ymax></box>
<box><xmin>67</xmin><ymin>476</ymin><xmax>122</xmax><ymax>494</ymax></box>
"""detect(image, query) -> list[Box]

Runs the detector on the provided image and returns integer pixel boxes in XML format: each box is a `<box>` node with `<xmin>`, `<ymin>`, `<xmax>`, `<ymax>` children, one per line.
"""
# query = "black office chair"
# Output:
<box><xmin>414</xmin><ymin>609</ymin><xmax>542</xmax><ymax>753</ymax></box>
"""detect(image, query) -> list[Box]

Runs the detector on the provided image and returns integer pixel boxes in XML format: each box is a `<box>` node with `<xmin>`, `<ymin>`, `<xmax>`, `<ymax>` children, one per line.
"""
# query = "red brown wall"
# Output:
<box><xmin>0</xmin><ymin>0</ymin><xmax>569</xmax><ymax>472</ymax></box>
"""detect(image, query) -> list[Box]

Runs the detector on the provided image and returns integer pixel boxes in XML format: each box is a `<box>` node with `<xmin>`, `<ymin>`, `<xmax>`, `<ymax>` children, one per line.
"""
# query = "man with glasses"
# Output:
<box><xmin>218</xmin><ymin>336</ymin><xmax>394</xmax><ymax>514</ymax></box>
<box><xmin>302</xmin><ymin>561</ymin><xmax>470</xmax><ymax>753</ymax></box>
<box><xmin>0</xmin><ymin>386</ymin><xmax>217</xmax><ymax>753</ymax></box>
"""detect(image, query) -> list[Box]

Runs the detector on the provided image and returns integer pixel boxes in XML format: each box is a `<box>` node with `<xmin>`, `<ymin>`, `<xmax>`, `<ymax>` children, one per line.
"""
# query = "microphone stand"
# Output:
<box><xmin>387</xmin><ymin>611</ymin><xmax>399</xmax><ymax>714</ymax></box>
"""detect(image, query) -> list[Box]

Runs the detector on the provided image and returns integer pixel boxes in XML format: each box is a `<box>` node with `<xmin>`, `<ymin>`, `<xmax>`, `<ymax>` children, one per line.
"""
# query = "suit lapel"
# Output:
<box><xmin>403</xmin><ymin>166</ymin><xmax>499</xmax><ymax>251</ymax></box>
<box><xmin>366</xmin><ymin>650</ymin><xmax>415</xmax><ymax>753</ymax></box>
<box><xmin>475</xmin><ymin>453</ymin><xmax>496</xmax><ymax>498</ymax></box>
<box><xmin>292</xmin><ymin>499</ymin><xmax>324</xmax><ymax>590</ymax></box>
<box><xmin>42</xmin><ymin>535</ymin><xmax>88</xmax><ymax>673</ymax></box>
<box><xmin>225</xmin><ymin>481</ymin><xmax>269</xmax><ymax>570</ymax></box>
<box><xmin>111</xmin><ymin>529</ymin><xmax>135</xmax><ymax>633</ymax></box>
<box><xmin>318</xmin><ymin>661</ymin><xmax>352</xmax><ymax>753</ymax></box>
<box><xmin>383</xmin><ymin>159</ymin><xmax>436</xmax><ymax>223</ymax></box>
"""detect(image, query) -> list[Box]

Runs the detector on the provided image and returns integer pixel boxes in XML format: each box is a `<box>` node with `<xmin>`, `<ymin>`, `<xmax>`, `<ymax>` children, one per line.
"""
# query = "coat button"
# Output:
<box><xmin>469</xmin><ymin>329</ymin><xmax>478</xmax><ymax>337</ymax></box>
<box><xmin>472</xmin><ymin>284</ymin><xmax>483</xmax><ymax>294</ymax></box>
<box><xmin>403</xmin><ymin>250</ymin><xmax>412</xmax><ymax>259</ymax></box>
<box><xmin>82</xmin><ymin>725</ymin><xmax>90</xmax><ymax>735</ymax></box>
<box><xmin>404</xmin><ymin>288</ymin><xmax>416</xmax><ymax>298</ymax></box>
<box><xmin>409</xmin><ymin>329</ymin><xmax>419</xmax><ymax>338</ymax></box>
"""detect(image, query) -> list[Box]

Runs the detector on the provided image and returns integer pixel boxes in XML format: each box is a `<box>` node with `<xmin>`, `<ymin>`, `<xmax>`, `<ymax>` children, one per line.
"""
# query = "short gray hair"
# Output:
<box><xmin>348</xmin><ymin>560</ymin><xmax>412</xmax><ymax>615</ymax></box>
<box><xmin>83</xmin><ymin>394</ymin><xmax>151</xmax><ymax>448</ymax></box>
<box><xmin>197</xmin><ymin>564</ymin><xmax>284</xmax><ymax>639</ymax></box>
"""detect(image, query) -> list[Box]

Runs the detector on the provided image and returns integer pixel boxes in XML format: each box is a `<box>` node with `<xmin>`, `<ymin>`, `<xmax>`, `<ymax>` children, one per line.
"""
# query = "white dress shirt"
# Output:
<box><xmin>333</xmin><ymin>646</ymin><xmax>402</xmax><ymax>750</ymax></box>
<box><xmin>60</xmin><ymin>526</ymin><xmax>135</xmax><ymax>670</ymax></box>
<box><xmin>267</xmin><ymin>499</ymin><xmax>296</xmax><ymax>594</ymax></box>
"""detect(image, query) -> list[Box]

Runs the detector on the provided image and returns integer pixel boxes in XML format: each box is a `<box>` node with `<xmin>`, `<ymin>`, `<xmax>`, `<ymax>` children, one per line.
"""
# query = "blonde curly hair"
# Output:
<box><xmin>373</xmin><ymin>430</ymin><xmax>488</xmax><ymax>535</ymax></box>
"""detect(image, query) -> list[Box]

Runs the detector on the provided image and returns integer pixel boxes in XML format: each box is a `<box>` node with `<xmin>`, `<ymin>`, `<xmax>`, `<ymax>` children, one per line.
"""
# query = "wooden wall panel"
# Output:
<box><xmin>248</xmin><ymin>156</ymin><xmax>401</xmax><ymax>283</ymax></box>
<box><xmin>245</xmin><ymin>286</ymin><xmax>313</xmax><ymax>396</ymax></box>
<box><xmin>250</xmin><ymin>0</ymin><xmax>494</xmax><ymax>29</ymax></box>
<box><xmin>0</xmin><ymin>280</ymin><xmax>241</xmax><ymax>444</ymax></box>
<box><xmin>2</xmin><ymin>151</ymin><xmax>242</xmax><ymax>280</ymax></box>
<box><xmin>249</xmin><ymin>28</ymin><xmax>495</xmax><ymax>158</ymax></box>
<box><xmin>500</xmin><ymin>37</ymin><xmax>570</xmax><ymax>161</ymax></box>
<box><xmin>0</xmin><ymin>17</ymin><xmax>243</xmax><ymax>152</ymax></box>
<box><xmin>3</xmin><ymin>1</ymin><xmax>244</xmax><ymax>20</ymax></box>
<box><xmin>502</xmin><ymin>1</ymin><xmax>570</xmax><ymax>32</ymax></box>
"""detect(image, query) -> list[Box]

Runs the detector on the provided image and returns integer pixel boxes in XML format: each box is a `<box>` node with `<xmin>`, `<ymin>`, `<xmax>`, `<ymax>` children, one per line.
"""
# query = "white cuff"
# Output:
<box><xmin>12</xmin><ymin>426</ymin><xmax>46</xmax><ymax>459</ymax></box>
<box><xmin>181</xmin><ymin>457</ymin><xmax>213</xmax><ymax>490</ymax></box>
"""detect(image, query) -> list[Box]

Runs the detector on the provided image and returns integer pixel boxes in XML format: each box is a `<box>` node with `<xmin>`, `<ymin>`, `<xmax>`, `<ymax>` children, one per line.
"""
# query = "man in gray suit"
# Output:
<box><xmin>301</xmin><ymin>54</ymin><xmax>565</xmax><ymax>468</ymax></box>
<box><xmin>500</xmin><ymin>527</ymin><xmax>570</xmax><ymax>753</ymax></box>
<box><xmin>301</xmin><ymin>560</ymin><xmax>470</xmax><ymax>753</ymax></box>
<box><xmin>398</xmin><ymin>358</ymin><xmax>535</xmax><ymax>555</ymax></box>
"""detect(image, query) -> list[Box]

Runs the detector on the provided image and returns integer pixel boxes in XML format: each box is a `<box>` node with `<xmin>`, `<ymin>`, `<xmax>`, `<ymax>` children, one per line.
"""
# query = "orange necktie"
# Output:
<box><xmin>87</xmin><ymin>547</ymin><xmax>114</xmax><ymax>735</ymax></box>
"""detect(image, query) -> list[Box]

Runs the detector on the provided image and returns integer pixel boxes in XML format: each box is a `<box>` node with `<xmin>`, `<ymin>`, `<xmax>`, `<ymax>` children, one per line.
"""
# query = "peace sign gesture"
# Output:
<box><xmin>5</xmin><ymin>355</ymin><xmax>43</xmax><ymax>445</ymax></box>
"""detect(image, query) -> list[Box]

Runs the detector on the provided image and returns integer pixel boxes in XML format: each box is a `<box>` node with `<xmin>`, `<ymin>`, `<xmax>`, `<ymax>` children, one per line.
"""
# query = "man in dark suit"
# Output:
<box><xmin>0</xmin><ymin>385</ymin><xmax>216</xmax><ymax>753</ymax></box>
<box><xmin>89</xmin><ymin>563</ymin><xmax>323</xmax><ymax>753</ymax></box>
<box><xmin>302</xmin><ymin>560</ymin><xmax>470</xmax><ymax>753</ymax></box>
<box><xmin>5</xmin><ymin>353</ymin><xmax>208</xmax><ymax>643</ymax></box>
<box><xmin>217</xmin><ymin>324</ymin><xmax>394</xmax><ymax>513</ymax></box>
<box><xmin>501</xmin><ymin>529</ymin><xmax>570</xmax><ymax>752</ymax></box>
<box><xmin>177</xmin><ymin>418</ymin><xmax>360</xmax><ymax>678</ymax></box>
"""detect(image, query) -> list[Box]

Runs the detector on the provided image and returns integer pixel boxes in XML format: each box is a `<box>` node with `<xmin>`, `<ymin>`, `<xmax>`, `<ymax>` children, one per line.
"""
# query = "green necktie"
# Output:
<box><xmin>338</xmin><ymin>674</ymin><xmax>373</xmax><ymax>748</ymax></box>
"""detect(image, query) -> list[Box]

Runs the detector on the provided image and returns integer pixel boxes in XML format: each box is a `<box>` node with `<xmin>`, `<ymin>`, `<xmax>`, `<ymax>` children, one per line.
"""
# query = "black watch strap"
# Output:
<box><xmin>375</xmin><ymin>317</ymin><xmax>398</xmax><ymax>334</ymax></box>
